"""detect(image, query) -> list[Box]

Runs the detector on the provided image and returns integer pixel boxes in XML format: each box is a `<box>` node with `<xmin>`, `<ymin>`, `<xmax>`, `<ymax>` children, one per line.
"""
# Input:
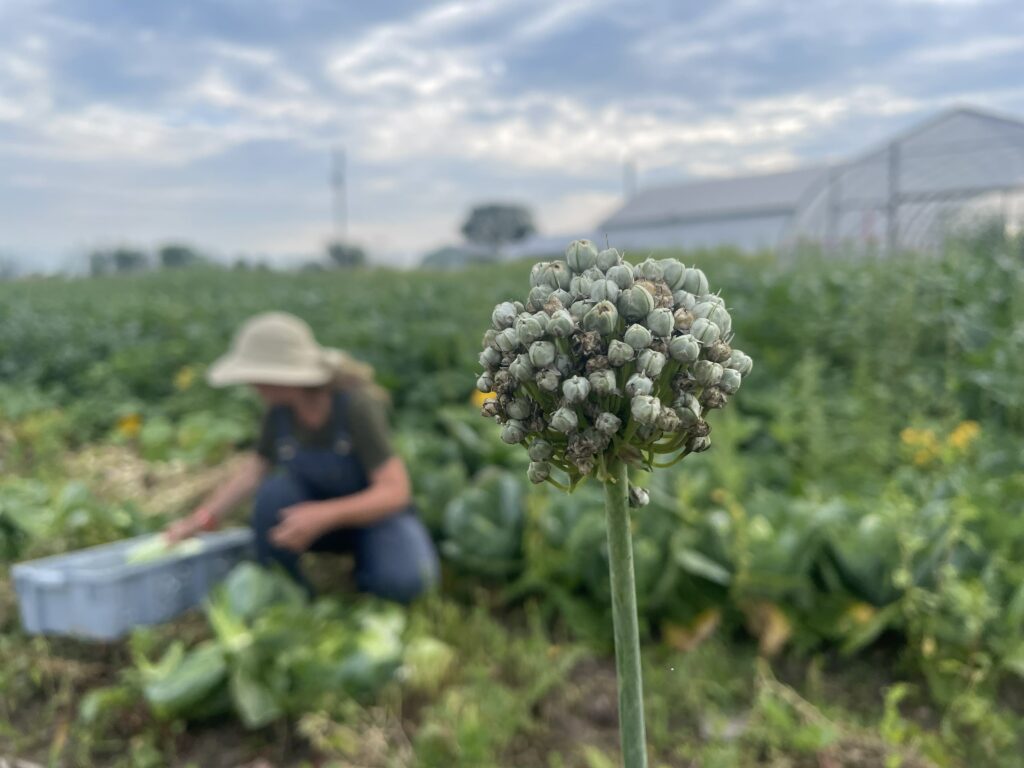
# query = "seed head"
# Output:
<box><xmin>550</xmin><ymin>407</ymin><xmax>579</xmax><ymax>434</ymax></box>
<box><xmin>527</xmin><ymin>461</ymin><xmax>551</xmax><ymax>484</ymax></box>
<box><xmin>596</xmin><ymin>247</ymin><xmax>623</xmax><ymax>271</ymax></box>
<box><xmin>624</xmin><ymin>323</ymin><xmax>653</xmax><ymax>350</ymax></box>
<box><xmin>608</xmin><ymin>339</ymin><xmax>635</xmax><ymax>367</ymax></box>
<box><xmin>565</xmin><ymin>239</ymin><xmax>598</xmax><ymax>272</ymax></box>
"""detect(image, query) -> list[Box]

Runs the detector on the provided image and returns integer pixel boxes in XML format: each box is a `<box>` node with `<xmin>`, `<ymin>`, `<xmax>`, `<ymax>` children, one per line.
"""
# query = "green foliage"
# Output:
<box><xmin>157</xmin><ymin>243</ymin><xmax>205</xmax><ymax>270</ymax></box>
<box><xmin>326</xmin><ymin>240</ymin><xmax>367</xmax><ymax>268</ymax></box>
<box><xmin>460</xmin><ymin>203</ymin><xmax>535</xmax><ymax>249</ymax></box>
<box><xmin>89</xmin><ymin>247</ymin><xmax>150</xmax><ymax>276</ymax></box>
<box><xmin>133</xmin><ymin>409</ymin><xmax>250</xmax><ymax>464</ymax></box>
<box><xmin>0</xmin><ymin>478</ymin><xmax>143</xmax><ymax>563</ymax></box>
<box><xmin>3</xmin><ymin>231</ymin><xmax>1024</xmax><ymax>763</ymax></box>
<box><xmin>123</xmin><ymin>534</ymin><xmax>204</xmax><ymax>564</ymax></box>
<box><xmin>130</xmin><ymin>563</ymin><xmax>408</xmax><ymax>728</ymax></box>
<box><xmin>441</xmin><ymin>468</ymin><xmax>525</xmax><ymax>578</ymax></box>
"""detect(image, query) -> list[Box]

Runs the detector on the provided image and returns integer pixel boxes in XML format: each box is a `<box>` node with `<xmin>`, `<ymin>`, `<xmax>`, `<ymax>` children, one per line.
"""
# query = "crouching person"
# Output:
<box><xmin>166</xmin><ymin>312</ymin><xmax>439</xmax><ymax>603</ymax></box>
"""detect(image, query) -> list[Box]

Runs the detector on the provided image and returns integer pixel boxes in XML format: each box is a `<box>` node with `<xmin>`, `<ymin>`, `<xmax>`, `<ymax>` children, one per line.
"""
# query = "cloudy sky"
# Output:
<box><xmin>1</xmin><ymin>0</ymin><xmax>1021</xmax><ymax>268</ymax></box>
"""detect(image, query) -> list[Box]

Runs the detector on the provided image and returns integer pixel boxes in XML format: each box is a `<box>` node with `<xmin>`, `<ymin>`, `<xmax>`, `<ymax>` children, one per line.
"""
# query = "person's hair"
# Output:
<box><xmin>321</xmin><ymin>348</ymin><xmax>390</xmax><ymax>404</ymax></box>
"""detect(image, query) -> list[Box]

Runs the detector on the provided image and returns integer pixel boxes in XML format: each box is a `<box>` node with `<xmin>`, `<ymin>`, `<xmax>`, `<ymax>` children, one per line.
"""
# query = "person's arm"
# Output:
<box><xmin>166</xmin><ymin>453</ymin><xmax>269</xmax><ymax>541</ymax></box>
<box><xmin>269</xmin><ymin>456</ymin><xmax>412</xmax><ymax>552</ymax></box>
<box><xmin>318</xmin><ymin>455</ymin><xmax>411</xmax><ymax>526</ymax></box>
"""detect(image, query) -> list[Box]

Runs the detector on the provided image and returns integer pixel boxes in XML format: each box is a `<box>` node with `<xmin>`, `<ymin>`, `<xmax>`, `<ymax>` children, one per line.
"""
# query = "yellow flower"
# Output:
<box><xmin>845</xmin><ymin>601</ymin><xmax>876</xmax><ymax>626</ymax></box>
<box><xmin>116</xmin><ymin>413</ymin><xmax>142</xmax><ymax>439</ymax></box>
<box><xmin>174</xmin><ymin>366</ymin><xmax>196</xmax><ymax>392</ymax></box>
<box><xmin>742</xmin><ymin>601</ymin><xmax>791</xmax><ymax>657</ymax></box>
<box><xmin>662</xmin><ymin>608</ymin><xmax>722</xmax><ymax>653</ymax></box>
<box><xmin>948</xmin><ymin>420</ymin><xmax>980</xmax><ymax>452</ymax></box>
<box><xmin>471</xmin><ymin>389</ymin><xmax>496</xmax><ymax>408</ymax></box>
<box><xmin>900</xmin><ymin>427</ymin><xmax>936</xmax><ymax>447</ymax></box>
<box><xmin>922</xmin><ymin>635</ymin><xmax>936</xmax><ymax>658</ymax></box>
<box><xmin>913</xmin><ymin>449</ymin><xmax>937</xmax><ymax>467</ymax></box>
<box><xmin>710</xmin><ymin>488</ymin><xmax>729</xmax><ymax>505</ymax></box>
<box><xmin>900</xmin><ymin>426</ymin><xmax>940</xmax><ymax>466</ymax></box>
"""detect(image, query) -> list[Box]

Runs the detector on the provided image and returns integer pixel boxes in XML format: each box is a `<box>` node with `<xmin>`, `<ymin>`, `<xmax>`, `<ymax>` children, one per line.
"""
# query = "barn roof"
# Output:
<box><xmin>600</xmin><ymin>166</ymin><xmax>827</xmax><ymax>230</ymax></box>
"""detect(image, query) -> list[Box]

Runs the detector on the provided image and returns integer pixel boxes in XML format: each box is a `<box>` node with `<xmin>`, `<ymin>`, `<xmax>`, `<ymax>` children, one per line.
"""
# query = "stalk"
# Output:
<box><xmin>603</xmin><ymin>457</ymin><xmax>648</xmax><ymax>768</ymax></box>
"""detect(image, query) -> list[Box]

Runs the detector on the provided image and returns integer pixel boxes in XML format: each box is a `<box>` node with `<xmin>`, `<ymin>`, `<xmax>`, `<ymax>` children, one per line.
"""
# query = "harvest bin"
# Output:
<box><xmin>11</xmin><ymin>529</ymin><xmax>254</xmax><ymax>641</ymax></box>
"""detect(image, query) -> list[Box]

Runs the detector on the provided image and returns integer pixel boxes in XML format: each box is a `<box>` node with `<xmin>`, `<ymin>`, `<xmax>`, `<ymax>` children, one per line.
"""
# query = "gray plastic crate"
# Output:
<box><xmin>11</xmin><ymin>528</ymin><xmax>253</xmax><ymax>641</ymax></box>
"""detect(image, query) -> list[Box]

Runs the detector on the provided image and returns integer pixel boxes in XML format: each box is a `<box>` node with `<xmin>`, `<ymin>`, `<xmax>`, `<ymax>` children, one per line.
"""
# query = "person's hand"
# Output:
<box><xmin>164</xmin><ymin>507</ymin><xmax>216</xmax><ymax>543</ymax></box>
<box><xmin>270</xmin><ymin>502</ymin><xmax>335</xmax><ymax>553</ymax></box>
<box><xmin>164</xmin><ymin>515</ymin><xmax>202</xmax><ymax>544</ymax></box>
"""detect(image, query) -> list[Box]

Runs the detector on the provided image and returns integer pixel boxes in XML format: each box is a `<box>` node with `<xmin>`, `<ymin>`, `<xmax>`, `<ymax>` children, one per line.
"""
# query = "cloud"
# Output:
<box><xmin>538</xmin><ymin>191</ymin><xmax>622</xmax><ymax>235</ymax></box>
<box><xmin>0</xmin><ymin>48</ymin><xmax>52</xmax><ymax>123</ymax></box>
<box><xmin>186</xmin><ymin>68</ymin><xmax>332</xmax><ymax>127</ymax></box>
<box><xmin>0</xmin><ymin>0</ymin><xmax>1021</xmax><ymax>263</ymax></box>
<box><xmin>347</xmin><ymin>84</ymin><xmax>922</xmax><ymax>178</ymax></box>
<box><xmin>204</xmin><ymin>40</ymin><xmax>279</xmax><ymax>68</ymax></box>
<box><xmin>910</xmin><ymin>35</ymin><xmax>1024</xmax><ymax>63</ymax></box>
<box><xmin>325</xmin><ymin>0</ymin><xmax>515</xmax><ymax>98</ymax></box>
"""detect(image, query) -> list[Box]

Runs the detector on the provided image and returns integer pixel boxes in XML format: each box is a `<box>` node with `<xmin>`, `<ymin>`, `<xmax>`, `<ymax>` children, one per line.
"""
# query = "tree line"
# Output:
<box><xmin>85</xmin><ymin>240</ymin><xmax>367</xmax><ymax>276</ymax></box>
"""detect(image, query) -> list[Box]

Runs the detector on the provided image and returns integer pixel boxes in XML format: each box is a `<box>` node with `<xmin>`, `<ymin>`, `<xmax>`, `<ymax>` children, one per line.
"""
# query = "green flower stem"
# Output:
<box><xmin>657</xmin><ymin>361</ymin><xmax>682</xmax><ymax>402</ymax></box>
<box><xmin>574</xmin><ymin>406</ymin><xmax>591</xmax><ymax>430</ymax></box>
<box><xmin>620</xmin><ymin>418</ymin><xmax>639</xmax><ymax>446</ymax></box>
<box><xmin>544</xmin><ymin>476</ymin><xmax>571</xmax><ymax>491</ymax></box>
<box><xmin>525</xmin><ymin>381</ymin><xmax>555</xmax><ymax>409</ymax></box>
<box><xmin>651</xmin><ymin>449</ymin><xmax>691</xmax><ymax>469</ymax></box>
<box><xmin>649</xmin><ymin>435</ymin><xmax>687</xmax><ymax>454</ymax></box>
<box><xmin>547</xmin><ymin>456</ymin><xmax>573</xmax><ymax>472</ymax></box>
<box><xmin>615</xmin><ymin>359</ymin><xmax>636</xmax><ymax>398</ymax></box>
<box><xmin>603</xmin><ymin>457</ymin><xmax>648</xmax><ymax>768</ymax></box>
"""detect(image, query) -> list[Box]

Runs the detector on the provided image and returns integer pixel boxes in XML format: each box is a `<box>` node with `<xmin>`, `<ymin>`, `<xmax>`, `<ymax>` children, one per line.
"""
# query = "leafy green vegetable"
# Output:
<box><xmin>131</xmin><ymin>564</ymin><xmax>411</xmax><ymax>728</ymax></box>
<box><xmin>142</xmin><ymin>640</ymin><xmax>228</xmax><ymax>719</ymax></box>
<box><xmin>442</xmin><ymin>468</ymin><xmax>524</xmax><ymax>577</ymax></box>
<box><xmin>220</xmin><ymin>561</ymin><xmax>306</xmax><ymax>621</ymax></box>
<box><xmin>230</xmin><ymin>665</ymin><xmax>283</xmax><ymax>729</ymax></box>
<box><xmin>402</xmin><ymin>637</ymin><xmax>455</xmax><ymax>693</ymax></box>
<box><xmin>124</xmin><ymin>534</ymin><xmax>204</xmax><ymax>564</ymax></box>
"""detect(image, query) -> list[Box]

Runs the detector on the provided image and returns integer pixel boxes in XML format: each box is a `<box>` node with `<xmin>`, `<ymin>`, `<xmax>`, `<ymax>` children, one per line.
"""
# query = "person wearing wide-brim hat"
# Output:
<box><xmin>166</xmin><ymin>311</ymin><xmax>439</xmax><ymax>602</ymax></box>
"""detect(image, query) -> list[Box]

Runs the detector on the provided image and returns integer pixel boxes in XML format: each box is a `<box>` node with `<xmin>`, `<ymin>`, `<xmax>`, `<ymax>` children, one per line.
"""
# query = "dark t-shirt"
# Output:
<box><xmin>255</xmin><ymin>388</ymin><xmax>393</xmax><ymax>475</ymax></box>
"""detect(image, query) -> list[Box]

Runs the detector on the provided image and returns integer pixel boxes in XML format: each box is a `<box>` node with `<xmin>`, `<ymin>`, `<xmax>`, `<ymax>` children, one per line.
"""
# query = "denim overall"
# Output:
<box><xmin>251</xmin><ymin>390</ymin><xmax>439</xmax><ymax>603</ymax></box>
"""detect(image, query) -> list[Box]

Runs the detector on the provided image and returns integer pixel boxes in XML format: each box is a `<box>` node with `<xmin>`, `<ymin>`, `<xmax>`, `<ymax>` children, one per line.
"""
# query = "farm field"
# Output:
<box><xmin>2</xmin><ymin>232</ymin><xmax>1024</xmax><ymax>767</ymax></box>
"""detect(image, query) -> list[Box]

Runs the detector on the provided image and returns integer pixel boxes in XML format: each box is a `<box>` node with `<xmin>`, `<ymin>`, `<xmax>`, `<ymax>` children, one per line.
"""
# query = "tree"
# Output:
<box><xmin>89</xmin><ymin>250</ymin><xmax>112</xmax><ymax>277</ymax></box>
<box><xmin>460</xmin><ymin>204</ymin><xmax>536</xmax><ymax>252</ymax></box>
<box><xmin>112</xmin><ymin>248</ymin><xmax>149</xmax><ymax>273</ymax></box>
<box><xmin>0</xmin><ymin>253</ymin><xmax>17</xmax><ymax>281</ymax></box>
<box><xmin>158</xmin><ymin>243</ymin><xmax>205</xmax><ymax>269</ymax></box>
<box><xmin>89</xmin><ymin>247</ymin><xmax>149</xmax><ymax>275</ymax></box>
<box><xmin>326</xmin><ymin>241</ymin><xmax>367</xmax><ymax>268</ymax></box>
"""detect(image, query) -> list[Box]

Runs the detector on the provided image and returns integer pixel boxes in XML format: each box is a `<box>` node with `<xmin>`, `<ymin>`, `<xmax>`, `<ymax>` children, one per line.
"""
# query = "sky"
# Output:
<box><xmin>0</xmin><ymin>0</ymin><xmax>1022</xmax><ymax>269</ymax></box>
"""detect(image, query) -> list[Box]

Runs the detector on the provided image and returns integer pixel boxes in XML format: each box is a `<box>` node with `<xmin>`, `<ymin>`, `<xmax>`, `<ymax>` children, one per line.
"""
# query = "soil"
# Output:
<box><xmin>505</xmin><ymin>656</ymin><xmax>622</xmax><ymax>767</ymax></box>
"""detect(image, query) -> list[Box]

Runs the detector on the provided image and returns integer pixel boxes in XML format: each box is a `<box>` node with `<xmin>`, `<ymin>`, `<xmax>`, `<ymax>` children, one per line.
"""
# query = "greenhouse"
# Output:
<box><xmin>598</xmin><ymin>106</ymin><xmax>1024</xmax><ymax>256</ymax></box>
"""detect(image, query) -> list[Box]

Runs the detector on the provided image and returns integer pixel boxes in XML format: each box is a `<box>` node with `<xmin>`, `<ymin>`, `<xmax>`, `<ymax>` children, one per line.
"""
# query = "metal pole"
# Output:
<box><xmin>623</xmin><ymin>158</ymin><xmax>637</xmax><ymax>199</ymax></box>
<box><xmin>331</xmin><ymin>147</ymin><xmax>347</xmax><ymax>242</ymax></box>
<box><xmin>886</xmin><ymin>141</ymin><xmax>900</xmax><ymax>257</ymax></box>
<box><xmin>825</xmin><ymin>166</ymin><xmax>842</xmax><ymax>256</ymax></box>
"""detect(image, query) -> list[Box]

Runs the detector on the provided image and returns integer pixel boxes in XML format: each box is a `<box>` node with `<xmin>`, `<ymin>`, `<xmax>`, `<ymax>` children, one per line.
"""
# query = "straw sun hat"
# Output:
<box><xmin>207</xmin><ymin>312</ymin><xmax>369</xmax><ymax>388</ymax></box>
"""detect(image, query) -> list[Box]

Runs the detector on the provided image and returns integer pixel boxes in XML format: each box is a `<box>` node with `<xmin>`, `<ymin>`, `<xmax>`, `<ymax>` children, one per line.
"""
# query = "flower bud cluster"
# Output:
<box><xmin>476</xmin><ymin>240</ymin><xmax>752</xmax><ymax>488</ymax></box>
